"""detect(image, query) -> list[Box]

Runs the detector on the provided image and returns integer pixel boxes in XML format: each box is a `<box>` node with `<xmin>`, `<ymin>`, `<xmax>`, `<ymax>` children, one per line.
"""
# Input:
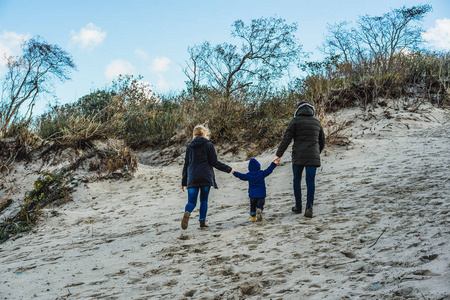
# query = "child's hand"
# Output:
<box><xmin>273</xmin><ymin>157</ymin><xmax>281</xmax><ymax>166</ymax></box>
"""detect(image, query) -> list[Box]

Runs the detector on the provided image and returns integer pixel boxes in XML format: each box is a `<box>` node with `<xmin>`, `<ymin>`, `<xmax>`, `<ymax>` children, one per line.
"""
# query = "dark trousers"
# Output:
<box><xmin>292</xmin><ymin>164</ymin><xmax>317</xmax><ymax>208</ymax></box>
<box><xmin>250</xmin><ymin>197</ymin><xmax>265</xmax><ymax>216</ymax></box>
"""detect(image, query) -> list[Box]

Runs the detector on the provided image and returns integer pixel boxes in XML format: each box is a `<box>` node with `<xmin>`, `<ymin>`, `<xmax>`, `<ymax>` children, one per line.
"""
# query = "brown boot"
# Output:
<box><xmin>181</xmin><ymin>211</ymin><xmax>190</xmax><ymax>230</ymax></box>
<box><xmin>304</xmin><ymin>206</ymin><xmax>313</xmax><ymax>218</ymax></box>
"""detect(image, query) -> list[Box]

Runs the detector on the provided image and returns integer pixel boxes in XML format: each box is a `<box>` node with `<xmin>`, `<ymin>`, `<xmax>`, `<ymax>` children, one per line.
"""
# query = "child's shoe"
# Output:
<box><xmin>256</xmin><ymin>209</ymin><xmax>263</xmax><ymax>222</ymax></box>
<box><xmin>181</xmin><ymin>211</ymin><xmax>190</xmax><ymax>230</ymax></box>
<box><xmin>250</xmin><ymin>216</ymin><xmax>256</xmax><ymax>222</ymax></box>
<box><xmin>199</xmin><ymin>219</ymin><xmax>209</xmax><ymax>230</ymax></box>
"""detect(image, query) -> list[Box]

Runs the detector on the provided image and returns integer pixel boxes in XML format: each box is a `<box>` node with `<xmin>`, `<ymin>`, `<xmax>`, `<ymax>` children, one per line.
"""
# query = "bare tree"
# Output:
<box><xmin>322</xmin><ymin>22</ymin><xmax>355</xmax><ymax>64</ymax></box>
<box><xmin>182</xmin><ymin>46</ymin><xmax>204</xmax><ymax>102</ymax></box>
<box><xmin>184</xmin><ymin>17</ymin><xmax>303</xmax><ymax>99</ymax></box>
<box><xmin>0</xmin><ymin>37</ymin><xmax>76</xmax><ymax>138</ymax></box>
<box><xmin>323</xmin><ymin>4</ymin><xmax>432</xmax><ymax>69</ymax></box>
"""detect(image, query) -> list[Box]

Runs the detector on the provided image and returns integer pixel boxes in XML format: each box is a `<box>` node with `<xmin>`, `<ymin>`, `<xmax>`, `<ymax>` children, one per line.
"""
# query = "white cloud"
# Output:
<box><xmin>156</xmin><ymin>74</ymin><xmax>170</xmax><ymax>90</ymax></box>
<box><xmin>0</xmin><ymin>30</ymin><xmax>30</xmax><ymax>67</ymax></box>
<box><xmin>422</xmin><ymin>18</ymin><xmax>450</xmax><ymax>51</ymax></box>
<box><xmin>105</xmin><ymin>59</ymin><xmax>135</xmax><ymax>79</ymax></box>
<box><xmin>71</xmin><ymin>23</ymin><xmax>106</xmax><ymax>49</ymax></box>
<box><xmin>135</xmin><ymin>49</ymin><xmax>148</xmax><ymax>61</ymax></box>
<box><xmin>151</xmin><ymin>57</ymin><xmax>172</xmax><ymax>72</ymax></box>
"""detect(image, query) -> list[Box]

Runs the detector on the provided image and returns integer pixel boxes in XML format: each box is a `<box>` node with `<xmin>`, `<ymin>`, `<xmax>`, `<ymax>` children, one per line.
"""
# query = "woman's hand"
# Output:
<box><xmin>273</xmin><ymin>157</ymin><xmax>281</xmax><ymax>165</ymax></box>
<box><xmin>181</xmin><ymin>186</ymin><xmax>187</xmax><ymax>192</ymax></box>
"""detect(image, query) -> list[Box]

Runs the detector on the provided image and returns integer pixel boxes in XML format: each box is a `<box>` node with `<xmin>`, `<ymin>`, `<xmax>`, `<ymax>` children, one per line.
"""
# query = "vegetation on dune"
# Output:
<box><xmin>0</xmin><ymin>145</ymin><xmax>138</xmax><ymax>243</ymax></box>
<box><xmin>0</xmin><ymin>171</ymin><xmax>71</xmax><ymax>243</ymax></box>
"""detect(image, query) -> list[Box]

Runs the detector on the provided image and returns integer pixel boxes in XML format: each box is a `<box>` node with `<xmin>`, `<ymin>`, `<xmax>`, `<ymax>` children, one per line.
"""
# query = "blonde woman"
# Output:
<box><xmin>181</xmin><ymin>125</ymin><xmax>233</xmax><ymax>230</ymax></box>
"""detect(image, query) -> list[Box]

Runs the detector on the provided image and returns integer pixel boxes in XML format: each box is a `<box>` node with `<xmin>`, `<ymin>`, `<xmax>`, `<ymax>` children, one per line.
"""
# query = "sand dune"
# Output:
<box><xmin>1</xmin><ymin>102</ymin><xmax>449</xmax><ymax>299</ymax></box>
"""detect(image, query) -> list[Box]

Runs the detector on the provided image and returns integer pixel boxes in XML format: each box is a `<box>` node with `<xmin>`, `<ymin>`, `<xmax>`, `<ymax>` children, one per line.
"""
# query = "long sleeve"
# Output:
<box><xmin>276</xmin><ymin>119</ymin><xmax>295</xmax><ymax>158</ymax></box>
<box><xmin>233</xmin><ymin>171</ymin><xmax>248</xmax><ymax>181</ymax></box>
<box><xmin>181</xmin><ymin>148</ymin><xmax>189</xmax><ymax>186</ymax></box>
<box><xmin>319</xmin><ymin>125</ymin><xmax>325</xmax><ymax>153</ymax></box>
<box><xmin>263</xmin><ymin>162</ymin><xmax>277</xmax><ymax>178</ymax></box>
<box><xmin>207</xmin><ymin>143</ymin><xmax>232</xmax><ymax>173</ymax></box>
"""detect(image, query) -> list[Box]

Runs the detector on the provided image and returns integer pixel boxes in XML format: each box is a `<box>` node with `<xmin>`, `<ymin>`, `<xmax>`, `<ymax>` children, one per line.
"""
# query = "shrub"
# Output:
<box><xmin>296</xmin><ymin>50</ymin><xmax>450</xmax><ymax>112</ymax></box>
<box><xmin>119</xmin><ymin>101</ymin><xmax>182</xmax><ymax>147</ymax></box>
<box><xmin>0</xmin><ymin>170</ymin><xmax>73</xmax><ymax>243</ymax></box>
<box><xmin>77</xmin><ymin>90</ymin><xmax>116</xmax><ymax>122</ymax></box>
<box><xmin>37</xmin><ymin>109</ymin><xmax>108</xmax><ymax>146</ymax></box>
<box><xmin>31</xmin><ymin>50</ymin><xmax>448</xmax><ymax>157</ymax></box>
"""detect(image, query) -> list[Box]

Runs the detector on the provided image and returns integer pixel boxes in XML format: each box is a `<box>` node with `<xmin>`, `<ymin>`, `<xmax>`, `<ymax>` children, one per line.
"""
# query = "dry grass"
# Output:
<box><xmin>1</xmin><ymin>51</ymin><xmax>447</xmax><ymax>164</ymax></box>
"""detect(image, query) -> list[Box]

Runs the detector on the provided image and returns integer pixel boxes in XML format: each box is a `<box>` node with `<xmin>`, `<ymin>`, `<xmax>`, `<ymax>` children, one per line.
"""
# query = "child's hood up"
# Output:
<box><xmin>248</xmin><ymin>158</ymin><xmax>261</xmax><ymax>171</ymax></box>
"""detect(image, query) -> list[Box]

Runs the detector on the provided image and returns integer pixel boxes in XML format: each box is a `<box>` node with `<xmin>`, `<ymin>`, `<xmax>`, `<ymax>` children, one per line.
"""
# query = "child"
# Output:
<box><xmin>232</xmin><ymin>157</ymin><xmax>280</xmax><ymax>221</ymax></box>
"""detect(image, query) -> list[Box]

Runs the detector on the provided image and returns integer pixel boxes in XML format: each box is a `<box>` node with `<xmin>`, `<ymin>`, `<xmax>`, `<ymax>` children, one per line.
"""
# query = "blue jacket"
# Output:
<box><xmin>182</xmin><ymin>137</ymin><xmax>232</xmax><ymax>189</ymax></box>
<box><xmin>233</xmin><ymin>158</ymin><xmax>277</xmax><ymax>198</ymax></box>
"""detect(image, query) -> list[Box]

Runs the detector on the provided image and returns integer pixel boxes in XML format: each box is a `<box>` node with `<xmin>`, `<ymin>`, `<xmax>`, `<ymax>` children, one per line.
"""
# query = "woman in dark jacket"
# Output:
<box><xmin>276</xmin><ymin>102</ymin><xmax>325</xmax><ymax>218</ymax></box>
<box><xmin>181</xmin><ymin>125</ymin><xmax>232</xmax><ymax>230</ymax></box>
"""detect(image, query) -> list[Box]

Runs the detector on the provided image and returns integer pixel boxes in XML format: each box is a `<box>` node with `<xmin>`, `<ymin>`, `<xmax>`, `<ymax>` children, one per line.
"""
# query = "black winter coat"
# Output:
<box><xmin>276</xmin><ymin>105</ymin><xmax>325</xmax><ymax>167</ymax></box>
<box><xmin>182</xmin><ymin>137</ymin><xmax>232</xmax><ymax>189</ymax></box>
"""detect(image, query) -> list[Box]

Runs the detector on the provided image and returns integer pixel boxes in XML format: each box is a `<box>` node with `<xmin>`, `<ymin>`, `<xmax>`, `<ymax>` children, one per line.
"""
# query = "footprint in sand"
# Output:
<box><xmin>420</xmin><ymin>254</ymin><xmax>438</xmax><ymax>263</ymax></box>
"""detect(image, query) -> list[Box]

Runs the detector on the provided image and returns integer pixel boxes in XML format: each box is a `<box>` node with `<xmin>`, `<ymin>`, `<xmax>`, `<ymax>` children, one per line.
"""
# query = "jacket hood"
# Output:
<box><xmin>190</xmin><ymin>136</ymin><xmax>208</xmax><ymax>148</ymax></box>
<box><xmin>294</xmin><ymin>103</ymin><xmax>315</xmax><ymax>117</ymax></box>
<box><xmin>248</xmin><ymin>158</ymin><xmax>261</xmax><ymax>172</ymax></box>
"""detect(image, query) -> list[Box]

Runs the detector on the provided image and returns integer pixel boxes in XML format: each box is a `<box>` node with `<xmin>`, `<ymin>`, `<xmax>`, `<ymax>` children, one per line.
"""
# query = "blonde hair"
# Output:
<box><xmin>193</xmin><ymin>125</ymin><xmax>209</xmax><ymax>139</ymax></box>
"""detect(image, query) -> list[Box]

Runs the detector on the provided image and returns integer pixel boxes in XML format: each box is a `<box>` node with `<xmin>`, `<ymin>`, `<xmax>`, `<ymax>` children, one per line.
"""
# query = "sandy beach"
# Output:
<box><xmin>1</xmin><ymin>102</ymin><xmax>449</xmax><ymax>299</ymax></box>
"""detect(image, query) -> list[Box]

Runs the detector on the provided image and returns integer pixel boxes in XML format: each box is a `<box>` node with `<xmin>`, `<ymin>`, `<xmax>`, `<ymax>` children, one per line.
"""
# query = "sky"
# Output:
<box><xmin>0</xmin><ymin>0</ymin><xmax>449</xmax><ymax>114</ymax></box>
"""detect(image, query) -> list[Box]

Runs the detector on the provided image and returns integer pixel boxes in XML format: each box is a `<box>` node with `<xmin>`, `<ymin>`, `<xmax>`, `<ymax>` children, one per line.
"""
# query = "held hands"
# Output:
<box><xmin>231</xmin><ymin>169</ymin><xmax>236</xmax><ymax>174</ymax></box>
<box><xmin>273</xmin><ymin>157</ymin><xmax>281</xmax><ymax>166</ymax></box>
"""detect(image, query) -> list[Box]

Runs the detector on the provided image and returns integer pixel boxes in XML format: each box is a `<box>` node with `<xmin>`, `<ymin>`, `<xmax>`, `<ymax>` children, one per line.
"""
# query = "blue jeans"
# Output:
<box><xmin>185</xmin><ymin>186</ymin><xmax>211</xmax><ymax>221</ymax></box>
<box><xmin>292</xmin><ymin>164</ymin><xmax>317</xmax><ymax>208</ymax></box>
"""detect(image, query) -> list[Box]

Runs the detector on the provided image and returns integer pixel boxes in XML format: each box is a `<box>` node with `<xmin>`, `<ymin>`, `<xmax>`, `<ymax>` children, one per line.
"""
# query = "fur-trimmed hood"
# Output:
<box><xmin>294</xmin><ymin>103</ymin><xmax>315</xmax><ymax>117</ymax></box>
